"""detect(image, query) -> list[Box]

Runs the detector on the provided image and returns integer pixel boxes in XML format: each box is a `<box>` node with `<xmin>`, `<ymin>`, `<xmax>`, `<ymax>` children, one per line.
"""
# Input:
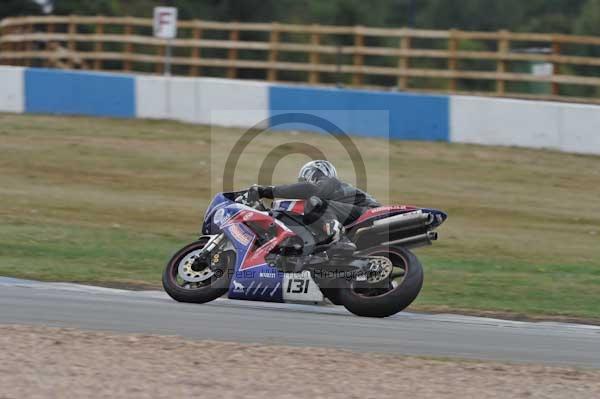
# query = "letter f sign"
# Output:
<box><xmin>153</xmin><ymin>7</ymin><xmax>178</xmax><ymax>39</ymax></box>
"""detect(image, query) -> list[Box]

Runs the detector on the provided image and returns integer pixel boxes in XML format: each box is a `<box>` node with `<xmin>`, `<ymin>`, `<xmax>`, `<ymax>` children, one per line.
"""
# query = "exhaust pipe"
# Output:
<box><xmin>354</xmin><ymin>211</ymin><xmax>433</xmax><ymax>243</ymax></box>
<box><xmin>382</xmin><ymin>231</ymin><xmax>438</xmax><ymax>249</ymax></box>
<box><xmin>373</xmin><ymin>211</ymin><xmax>433</xmax><ymax>231</ymax></box>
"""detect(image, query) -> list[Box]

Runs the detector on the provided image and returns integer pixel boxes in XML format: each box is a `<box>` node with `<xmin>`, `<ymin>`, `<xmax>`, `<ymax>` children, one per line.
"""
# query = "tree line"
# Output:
<box><xmin>3</xmin><ymin>0</ymin><xmax>600</xmax><ymax>96</ymax></box>
<box><xmin>3</xmin><ymin>0</ymin><xmax>600</xmax><ymax>37</ymax></box>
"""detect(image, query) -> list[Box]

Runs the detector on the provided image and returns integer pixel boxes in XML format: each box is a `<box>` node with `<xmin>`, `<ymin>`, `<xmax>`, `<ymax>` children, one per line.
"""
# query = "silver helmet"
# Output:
<box><xmin>298</xmin><ymin>160</ymin><xmax>337</xmax><ymax>183</ymax></box>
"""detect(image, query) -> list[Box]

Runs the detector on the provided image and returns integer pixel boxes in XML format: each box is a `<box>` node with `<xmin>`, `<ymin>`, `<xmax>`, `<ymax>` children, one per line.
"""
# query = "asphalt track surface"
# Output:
<box><xmin>1</xmin><ymin>277</ymin><xmax>599</xmax><ymax>368</ymax></box>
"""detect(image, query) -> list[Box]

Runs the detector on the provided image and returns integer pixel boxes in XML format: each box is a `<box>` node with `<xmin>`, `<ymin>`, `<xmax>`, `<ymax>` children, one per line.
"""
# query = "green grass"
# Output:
<box><xmin>0</xmin><ymin>223</ymin><xmax>180</xmax><ymax>287</ymax></box>
<box><xmin>1</xmin><ymin>113</ymin><xmax>599</xmax><ymax>320</ymax></box>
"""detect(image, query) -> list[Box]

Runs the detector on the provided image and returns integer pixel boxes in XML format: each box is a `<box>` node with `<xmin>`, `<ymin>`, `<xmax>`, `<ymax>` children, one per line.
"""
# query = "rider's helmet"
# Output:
<box><xmin>298</xmin><ymin>160</ymin><xmax>337</xmax><ymax>183</ymax></box>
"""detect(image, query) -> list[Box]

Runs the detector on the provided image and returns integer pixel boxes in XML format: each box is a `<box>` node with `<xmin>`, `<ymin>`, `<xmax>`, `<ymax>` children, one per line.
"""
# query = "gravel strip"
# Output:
<box><xmin>1</xmin><ymin>324</ymin><xmax>599</xmax><ymax>399</ymax></box>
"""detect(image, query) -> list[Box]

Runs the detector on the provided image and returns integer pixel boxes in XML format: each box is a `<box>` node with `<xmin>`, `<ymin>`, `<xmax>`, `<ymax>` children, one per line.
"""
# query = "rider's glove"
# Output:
<box><xmin>250</xmin><ymin>185</ymin><xmax>274</xmax><ymax>199</ymax></box>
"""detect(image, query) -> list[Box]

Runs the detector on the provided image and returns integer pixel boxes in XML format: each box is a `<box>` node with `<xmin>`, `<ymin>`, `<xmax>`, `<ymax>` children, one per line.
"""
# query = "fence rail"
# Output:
<box><xmin>2</xmin><ymin>15</ymin><xmax>600</xmax><ymax>103</ymax></box>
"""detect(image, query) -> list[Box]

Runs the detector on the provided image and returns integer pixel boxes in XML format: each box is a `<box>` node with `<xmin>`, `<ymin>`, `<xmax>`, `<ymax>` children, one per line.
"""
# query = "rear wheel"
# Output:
<box><xmin>338</xmin><ymin>247</ymin><xmax>424</xmax><ymax>318</ymax></box>
<box><xmin>162</xmin><ymin>238</ymin><xmax>235</xmax><ymax>303</ymax></box>
<box><xmin>319</xmin><ymin>286</ymin><xmax>344</xmax><ymax>305</ymax></box>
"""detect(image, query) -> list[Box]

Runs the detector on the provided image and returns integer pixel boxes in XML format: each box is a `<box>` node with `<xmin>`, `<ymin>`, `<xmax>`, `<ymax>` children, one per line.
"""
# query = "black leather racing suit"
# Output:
<box><xmin>264</xmin><ymin>177</ymin><xmax>381</xmax><ymax>226</ymax></box>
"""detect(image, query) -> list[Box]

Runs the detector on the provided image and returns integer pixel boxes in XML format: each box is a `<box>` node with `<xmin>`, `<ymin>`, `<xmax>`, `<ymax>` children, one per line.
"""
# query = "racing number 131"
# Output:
<box><xmin>287</xmin><ymin>278</ymin><xmax>309</xmax><ymax>294</ymax></box>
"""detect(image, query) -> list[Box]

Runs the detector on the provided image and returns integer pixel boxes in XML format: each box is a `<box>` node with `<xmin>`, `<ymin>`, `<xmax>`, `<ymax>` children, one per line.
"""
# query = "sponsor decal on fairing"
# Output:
<box><xmin>229</xmin><ymin>224</ymin><xmax>253</xmax><ymax>246</ymax></box>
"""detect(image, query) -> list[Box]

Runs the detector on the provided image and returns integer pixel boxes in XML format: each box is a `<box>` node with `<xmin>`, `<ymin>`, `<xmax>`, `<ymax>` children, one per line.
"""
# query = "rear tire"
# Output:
<box><xmin>162</xmin><ymin>239</ymin><xmax>234</xmax><ymax>304</ymax></box>
<box><xmin>319</xmin><ymin>287</ymin><xmax>344</xmax><ymax>305</ymax></box>
<box><xmin>338</xmin><ymin>247</ymin><xmax>423</xmax><ymax>318</ymax></box>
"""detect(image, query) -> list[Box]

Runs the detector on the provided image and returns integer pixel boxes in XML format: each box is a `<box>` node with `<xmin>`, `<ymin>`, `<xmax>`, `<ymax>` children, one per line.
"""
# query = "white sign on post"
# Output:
<box><xmin>153</xmin><ymin>7</ymin><xmax>178</xmax><ymax>39</ymax></box>
<box><xmin>153</xmin><ymin>7</ymin><xmax>177</xmax><ymax>76</ymax></box>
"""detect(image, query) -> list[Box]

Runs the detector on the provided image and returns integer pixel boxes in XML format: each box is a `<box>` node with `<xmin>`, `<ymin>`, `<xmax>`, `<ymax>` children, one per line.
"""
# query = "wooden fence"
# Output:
<box><xmin>2</xmin><ymin>15</ymin><xmax>600</xmax><ymax>103</ymax></box>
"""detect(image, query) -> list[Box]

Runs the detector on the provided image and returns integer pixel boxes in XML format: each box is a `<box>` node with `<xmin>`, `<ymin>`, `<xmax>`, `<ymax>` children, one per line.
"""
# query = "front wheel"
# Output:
<box><xmin>338</xmin><ymin>247</ymin><xmax>424</xmax><ymax>318</ymax></box>
<box><xmin>162</xmin><ymin>238</ymin><xmax>235</xmax><ymax>303</ymax></box>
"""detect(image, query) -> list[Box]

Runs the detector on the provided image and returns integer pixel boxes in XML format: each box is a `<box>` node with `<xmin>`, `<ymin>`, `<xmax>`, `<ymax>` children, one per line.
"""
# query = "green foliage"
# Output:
<box><xmin>575</xmin><ymin>0</ymin><xmax>600</xmax><ymax>36</ymax></box>
<box><xmin>53</xmin><ymin>0</ymin><xmax>123</xmax><ymax>16</ymax></box>
<box><xmin>4</xmin><ymin>1</ymin><xmax>600</xmax><ymax>96</ymax></box>
<box><xmin>0</xmin><ymin>0</ymin><xmax>42</xmax><ymax>20</ymax></box>
<box><xmin>5</xmin><ymin>0</ymin><xmax>590</xmax><ymax>35</ymax></box>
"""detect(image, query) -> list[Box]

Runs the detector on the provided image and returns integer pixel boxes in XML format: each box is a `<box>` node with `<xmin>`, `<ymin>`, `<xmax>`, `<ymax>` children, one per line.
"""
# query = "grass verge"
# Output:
<box><xmin>1</xmin><ymin>113</ymin><xmax>599</xmax><ymax>320</ymax></box>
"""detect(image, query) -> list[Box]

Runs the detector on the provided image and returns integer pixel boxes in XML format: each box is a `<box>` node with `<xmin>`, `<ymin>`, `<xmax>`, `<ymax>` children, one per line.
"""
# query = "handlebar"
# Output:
<box><xmin>235</xmin><ymin>189</ymin><xmax>267</xmax><ymax>211</ymax></box>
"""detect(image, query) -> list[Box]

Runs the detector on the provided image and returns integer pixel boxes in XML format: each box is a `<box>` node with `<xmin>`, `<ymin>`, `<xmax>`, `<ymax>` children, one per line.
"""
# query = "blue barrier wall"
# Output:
<box><xmin>15</xmin><ymin>67</ymin><xmax>449</xmax><ymax>141</ymax></box>
<box><xmin>2</xmin><ymin>66</ymin><xmax>596</xmax><ymax>155</ymax></box>
<box><xmin>24</xmin><ymin>68</ymin><xmax>135</xmax><ymax>118</ymax></box>
<box><xmin>269</xmin><ymin>85</ymin><xmax>449</xmax><ymax>141</ymax></box>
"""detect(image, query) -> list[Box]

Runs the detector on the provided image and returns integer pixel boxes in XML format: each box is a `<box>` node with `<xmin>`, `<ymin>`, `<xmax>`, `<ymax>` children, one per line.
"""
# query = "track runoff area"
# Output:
<box><xmin>1</xmin><ymin>277</ymin><xmax>599</xmax><ymax>369</ymax></box>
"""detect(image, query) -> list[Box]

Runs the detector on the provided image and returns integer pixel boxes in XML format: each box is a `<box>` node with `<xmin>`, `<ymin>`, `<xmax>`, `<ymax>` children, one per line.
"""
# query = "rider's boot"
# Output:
<box><xmin>323</xmin><ymin>220</ymin><xmax>356</xmax><ymax>256</ymax></box>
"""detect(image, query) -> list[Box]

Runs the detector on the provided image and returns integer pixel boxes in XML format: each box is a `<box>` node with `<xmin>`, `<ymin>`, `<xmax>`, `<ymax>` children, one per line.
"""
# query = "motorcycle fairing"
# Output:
<box><xmin>271</xmin><ymin>199</ymin><xmax>305</xmax><ymax>215</ymax></box>
<box><xmin>217</xmin><ymin>205</ymin><xmax>296</xmax><ymax>303</ymax></box>
<box><xmin>345</xmin><ymin>206</ymin><xmax>448</xmax><ymax>230</ymax></box>
<box><xmin>345</xmin><ymin>205</ymin><xmax>419</xmax><ymax>229</ymax></box>
<box><xmin>202</xmin><ymin>192</ymin><xmax>234</xmax><ymax>235</ymax></box>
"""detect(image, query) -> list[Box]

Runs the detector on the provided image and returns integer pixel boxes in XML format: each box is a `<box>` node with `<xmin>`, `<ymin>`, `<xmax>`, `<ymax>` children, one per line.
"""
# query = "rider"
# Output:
<box><xmin>250</xmin><ymin>160</ymin><xmax>381</xmax><ymax>253</ymax></box>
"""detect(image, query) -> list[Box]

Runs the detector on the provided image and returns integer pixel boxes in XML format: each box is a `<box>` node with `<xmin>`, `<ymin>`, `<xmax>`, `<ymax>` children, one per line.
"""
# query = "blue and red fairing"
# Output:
<box><xmin>202</xmin><ymin>192</ymin><xmax>233</xmax><ymax>235</ymax></box>
<box><xmin>202</xmin><ymin>192</ymin><xmax>295</xmax><ymax>302</ymax></box>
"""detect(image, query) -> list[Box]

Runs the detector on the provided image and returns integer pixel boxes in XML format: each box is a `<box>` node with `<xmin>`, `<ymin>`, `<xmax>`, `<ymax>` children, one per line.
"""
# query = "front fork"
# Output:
<box><xmin>201</xmin><ymin>233</ymin><xmax>225</xmax><ymax>253</ymax></box>
<box><xmin>191</xmin><ymin>234</ymin><xmax>225</xmax><ymax>269</ymax></box>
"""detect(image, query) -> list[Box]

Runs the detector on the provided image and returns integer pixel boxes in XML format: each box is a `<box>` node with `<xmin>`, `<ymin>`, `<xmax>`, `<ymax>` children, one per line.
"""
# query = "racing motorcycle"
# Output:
<box><xmin>163</xmin><ymin>189</ymin><xmax>447</xmax><ymax>318</ymax></box>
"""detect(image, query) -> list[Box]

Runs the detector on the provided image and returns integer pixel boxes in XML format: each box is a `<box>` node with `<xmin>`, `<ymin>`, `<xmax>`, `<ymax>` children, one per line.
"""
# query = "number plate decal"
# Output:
<box><xmin>282</xmin><ymin>271</ymin><xmax>324</xmax><ymax>302</ymax></box>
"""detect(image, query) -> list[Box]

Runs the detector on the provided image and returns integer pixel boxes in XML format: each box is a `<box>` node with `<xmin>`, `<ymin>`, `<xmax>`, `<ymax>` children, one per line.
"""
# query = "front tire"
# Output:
<box><xmin>162</xmin><ymin>238</ymin><xmax>234</xmax><ymax>304</ymax></box>
<box><xmin>338</xmin><ymin>247</ymin><xmax>424</xmax><ymax>318</ymax></box>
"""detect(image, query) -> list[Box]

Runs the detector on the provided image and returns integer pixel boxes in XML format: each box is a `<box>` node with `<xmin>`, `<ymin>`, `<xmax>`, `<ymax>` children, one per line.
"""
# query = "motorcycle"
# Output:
<box><xmin>162</xmin><ymin>189</ymin><xmax>447</xmax><ymax>318</ymax></box>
